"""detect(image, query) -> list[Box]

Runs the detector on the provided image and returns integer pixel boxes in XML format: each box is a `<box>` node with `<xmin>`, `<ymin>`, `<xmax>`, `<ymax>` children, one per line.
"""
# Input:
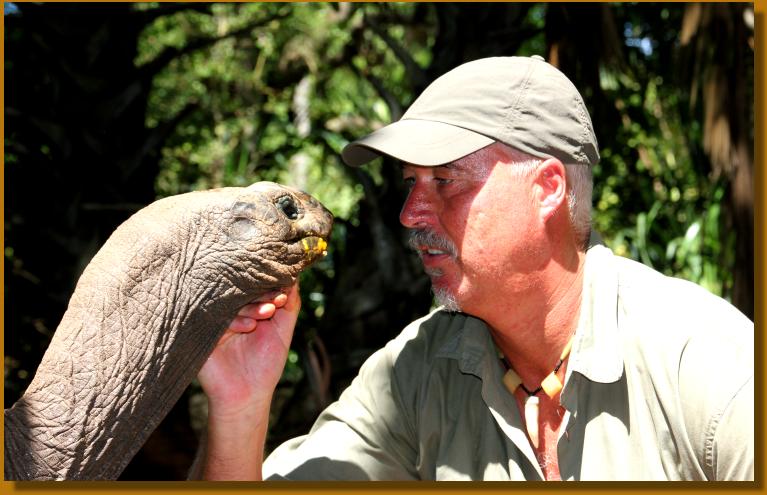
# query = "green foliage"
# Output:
<box><xmin>589</xmin><ymin>6</ymin><xmax>740</xmax><ymax>300</ymax></box>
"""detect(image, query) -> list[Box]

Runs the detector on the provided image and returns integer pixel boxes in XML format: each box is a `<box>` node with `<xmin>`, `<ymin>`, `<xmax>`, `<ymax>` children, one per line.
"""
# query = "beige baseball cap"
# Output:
<box><xmin>342</xmin><ymin>56</ymin><xmax>599</xmax><ymax>167</ymax></box>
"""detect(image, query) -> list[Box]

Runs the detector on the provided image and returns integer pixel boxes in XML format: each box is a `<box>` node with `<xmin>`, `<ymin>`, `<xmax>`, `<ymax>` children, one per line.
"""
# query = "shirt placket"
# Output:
<box><xmin>455</xmin><ymin>323</ymin><xmax>545</xmax><ymax>480</ymax></box>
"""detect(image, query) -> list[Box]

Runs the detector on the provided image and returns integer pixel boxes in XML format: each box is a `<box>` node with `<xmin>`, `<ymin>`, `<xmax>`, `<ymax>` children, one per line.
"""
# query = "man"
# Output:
<box><xmin>195</xmin><ymin>56</ymin><xmax>754</xmax><ymax>480</ymax></box>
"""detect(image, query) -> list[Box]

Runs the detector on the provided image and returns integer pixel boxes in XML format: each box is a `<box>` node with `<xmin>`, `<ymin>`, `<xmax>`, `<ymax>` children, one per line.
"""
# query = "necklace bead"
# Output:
<box><xmin>498</xmin><ymin>335</ymin><xmax>575</xmax><ymax>449</ymax></box>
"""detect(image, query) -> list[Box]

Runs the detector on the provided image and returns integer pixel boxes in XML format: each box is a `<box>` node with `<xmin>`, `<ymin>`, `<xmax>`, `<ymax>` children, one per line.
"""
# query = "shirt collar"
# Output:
<box><xmin>567</xmin><ymin>231</ymin><xmax>624</xmax><ymax>384</ymax></box>
<box><xmin>435</xmin><ymin>313</ymin><xmax>495</xmax><ymax>378</ymax></box>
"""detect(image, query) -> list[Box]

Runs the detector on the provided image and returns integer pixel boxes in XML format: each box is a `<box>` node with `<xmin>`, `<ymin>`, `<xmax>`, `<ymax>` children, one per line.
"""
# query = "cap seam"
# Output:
<box><xmin>572</xmin><ymin>94</ymin><xmax>588</xmax><ymax>164</ymax></box>
<box><xmin>503</xmin><ymin>59</ymin><xmax>535</xmax><ymax>144</ymax></box>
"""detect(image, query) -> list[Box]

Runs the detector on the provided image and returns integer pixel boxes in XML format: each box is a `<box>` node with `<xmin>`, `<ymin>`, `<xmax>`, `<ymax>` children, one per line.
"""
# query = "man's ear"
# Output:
<box><xmin>534</xmin><ymin>158</ymin><xmax>567</xmax><ymax>222</ymax></box>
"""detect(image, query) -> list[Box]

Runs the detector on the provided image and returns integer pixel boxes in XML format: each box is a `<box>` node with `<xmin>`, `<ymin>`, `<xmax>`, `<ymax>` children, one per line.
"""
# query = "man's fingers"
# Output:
<box><xmin>228</xmin><ymin>301</ymin><xmax>277</xmax><ymax>333</ymax></box>
<box><xmin>271</xmin><ymin>292</ymin><xmax>289</xmax><ymax>309</ymax></box>
<box><xmin>253</xmin><ymin>289</ymin><xmax>285</xmax><ymax>303</ymax></box>
<box><xmin>227</xmin><ymin>315</ymin><xmax>256</xmax><ymax>334</ymax></box>
<box><xmin>237</xmin><ymin>302</ymin><xmax>277</xmax><ymax>321</ymax></box>
<box><xmin>226</xmin><ymin>283</ymin><xmax>299</xmax><ymax>336</ymax></box>
<box><xmin>249</xmin><ymin>287</ymin><xmax>291</xmax><ymax>309</ymax></box>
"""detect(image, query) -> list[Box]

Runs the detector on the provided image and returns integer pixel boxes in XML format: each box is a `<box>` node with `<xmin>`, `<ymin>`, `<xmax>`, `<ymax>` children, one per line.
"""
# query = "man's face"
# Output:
<box><xmin>400</xmin><ymin>143</ymin><xmax>544</xmax><ymax>314</ymax></box>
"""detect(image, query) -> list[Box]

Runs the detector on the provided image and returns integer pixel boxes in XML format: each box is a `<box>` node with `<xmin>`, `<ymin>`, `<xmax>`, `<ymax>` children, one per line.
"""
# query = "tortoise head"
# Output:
<box><xmin>225</xmin><ymin>181</ymin><xmax>334</xmax><ymax>284</ymax></box>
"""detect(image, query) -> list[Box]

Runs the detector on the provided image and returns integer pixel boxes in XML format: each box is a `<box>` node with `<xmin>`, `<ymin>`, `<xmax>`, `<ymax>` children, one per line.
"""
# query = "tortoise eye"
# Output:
<box><xmin>276</xmin><ymin>196</ymin><xmax>299</xmax><ymax>220</ymax></box>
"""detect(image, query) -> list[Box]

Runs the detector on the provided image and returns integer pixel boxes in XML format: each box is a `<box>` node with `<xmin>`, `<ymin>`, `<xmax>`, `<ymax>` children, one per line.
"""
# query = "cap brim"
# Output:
<box><xmin>341</xmin><ymin>119</ymin><xmax>494</xmax><ymax>167</ymax></box>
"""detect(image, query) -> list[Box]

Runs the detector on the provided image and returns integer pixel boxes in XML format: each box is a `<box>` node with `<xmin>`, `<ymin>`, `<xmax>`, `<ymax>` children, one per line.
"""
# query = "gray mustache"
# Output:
<box><xmin>407</xmin><ymin>229</ymin><xmax>458</xmax><ymax>257</ymax></box>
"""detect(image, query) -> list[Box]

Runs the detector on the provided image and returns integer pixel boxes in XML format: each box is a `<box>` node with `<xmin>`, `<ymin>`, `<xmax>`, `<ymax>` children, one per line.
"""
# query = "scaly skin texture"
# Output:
<box><xmin>4</xmin><ymin>182</ymin><xmax>333</xmax><ymax>480</ymax></box>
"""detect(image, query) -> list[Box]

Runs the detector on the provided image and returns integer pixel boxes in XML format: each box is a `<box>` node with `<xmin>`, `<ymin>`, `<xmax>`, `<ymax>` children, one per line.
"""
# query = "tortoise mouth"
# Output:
<box><xmin>298</xmin><ymin>236</ymin><xmax>328</xmax><ymax>260</ymax></box>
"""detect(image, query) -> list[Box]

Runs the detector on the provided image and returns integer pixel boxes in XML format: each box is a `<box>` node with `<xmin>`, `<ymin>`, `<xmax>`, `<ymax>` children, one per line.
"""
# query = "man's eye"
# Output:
<box><xmin>403</xmin><ymin>177</ymin><xmax>416</xmax><ymax>189</ymax></box>
<box><xmin>435</xmin><ymin>177</ymin><xmax>453</xmax><ymax>185</ymax></box>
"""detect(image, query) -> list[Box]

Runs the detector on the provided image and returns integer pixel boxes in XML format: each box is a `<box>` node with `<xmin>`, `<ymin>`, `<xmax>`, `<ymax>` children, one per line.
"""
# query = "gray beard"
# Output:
<box><xmin>433</xmin><ymin>286</ymin><xmax>461</xmax><ymax>312</ymax></box>
<box><xmin>424</xmin><ymin>266</ymin><xmax>462</xmax><ymax>312</ymax></box>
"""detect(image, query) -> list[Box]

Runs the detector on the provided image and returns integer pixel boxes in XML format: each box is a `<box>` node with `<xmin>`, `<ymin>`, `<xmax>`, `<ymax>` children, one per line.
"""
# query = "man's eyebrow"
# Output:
<box><xmin>400</xmin><ymin>162</ymin><xmax>462</xmax><ymax>172</ymax></box>
<box><xmin>429</xmin><ymin>161</ymin><xmax>460</xmax><ymax>170</ymax></box>
<box><xmin>443</xmin><ymin>160</ymin><xmax>471</xmax><ymax>171</ymax></box>
<box><xmin>401</xmin><ymin>163</ymin><xmax>451</xmax><ymax>170</ymax></box>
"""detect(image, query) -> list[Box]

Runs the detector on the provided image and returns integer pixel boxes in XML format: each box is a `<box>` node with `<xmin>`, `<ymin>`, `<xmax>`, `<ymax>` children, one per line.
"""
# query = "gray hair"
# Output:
<box><xmin>487</xmin><ymin>143</ymin><xmax>593</xmax><ymax>248</ymax></box>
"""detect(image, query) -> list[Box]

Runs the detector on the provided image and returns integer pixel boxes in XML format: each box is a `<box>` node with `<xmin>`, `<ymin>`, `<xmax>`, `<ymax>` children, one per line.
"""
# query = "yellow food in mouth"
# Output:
<box><xmin>302</xmin><ymin>237</ymin><xmax>328</xmax><ymax>258</ymax></box>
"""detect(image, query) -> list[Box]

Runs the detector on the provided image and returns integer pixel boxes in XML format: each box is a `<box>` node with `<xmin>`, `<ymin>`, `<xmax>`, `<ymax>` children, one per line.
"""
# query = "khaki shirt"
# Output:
<box><xmin>264</xmin><ymin>239</ymin><xmax>754</xmax><ymax>480</ymax></box>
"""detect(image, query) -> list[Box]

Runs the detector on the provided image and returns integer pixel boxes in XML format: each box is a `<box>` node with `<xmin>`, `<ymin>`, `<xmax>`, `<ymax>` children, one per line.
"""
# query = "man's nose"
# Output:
<box><xmin>399</xmin><ymin>182</ymin><xmax>434</xmax><ymax>229</ymax></box>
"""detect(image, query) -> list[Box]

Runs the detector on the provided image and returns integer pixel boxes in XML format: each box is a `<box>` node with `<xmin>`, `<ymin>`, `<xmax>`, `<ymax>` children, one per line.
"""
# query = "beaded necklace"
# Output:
<box><xmin>499</xmin><ymin>337</ymin><xmax>574</xmax><ymax>448</ymax></box>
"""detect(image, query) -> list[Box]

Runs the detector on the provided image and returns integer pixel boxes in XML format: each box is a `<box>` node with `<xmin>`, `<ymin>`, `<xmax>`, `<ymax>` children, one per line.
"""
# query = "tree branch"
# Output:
<box><xmin>357</xmin><ymin>66</ymin><xmax>403</xmax><ymax>121</ymax></box>
<box><xmin>130</xmin><ymin>3</ymin><xmax>213</xmax><ymax>28</ymax></box>
<box><xmin>364</xmin><ymin>13</ymin><xmax>429</xmax><ymax>91</ymax></box>
<box><xmin>137</xmin><ymin>10</ymin><xmax>291</xmax><ymax>82</ymax></box>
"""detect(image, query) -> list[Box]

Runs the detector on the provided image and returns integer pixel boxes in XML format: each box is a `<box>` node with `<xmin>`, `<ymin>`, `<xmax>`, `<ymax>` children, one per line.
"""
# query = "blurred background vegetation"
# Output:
<box><xmin>4</xmin><ymin>2</ymin><xmax>754</xmax><ymax>479</ymax></box>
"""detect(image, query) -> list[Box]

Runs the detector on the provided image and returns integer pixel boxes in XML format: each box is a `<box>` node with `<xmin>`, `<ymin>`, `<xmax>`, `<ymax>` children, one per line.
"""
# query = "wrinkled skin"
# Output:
<box><xmin>4</xmin><ymin>182</ymin><xmax>333</xmax><ymax>480</ymax></box>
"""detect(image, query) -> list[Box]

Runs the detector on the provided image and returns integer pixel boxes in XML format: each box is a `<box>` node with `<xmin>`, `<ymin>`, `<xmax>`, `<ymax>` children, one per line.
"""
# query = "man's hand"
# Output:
<box><xmin>199</xmin><ymin>283</ymin><xmax>301</xmax><ymax>415</ymax></box>
<box><xmin>196</xmin><ymin>283</ymin><xmax>301</xmax><ymax>480</ymax></box>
